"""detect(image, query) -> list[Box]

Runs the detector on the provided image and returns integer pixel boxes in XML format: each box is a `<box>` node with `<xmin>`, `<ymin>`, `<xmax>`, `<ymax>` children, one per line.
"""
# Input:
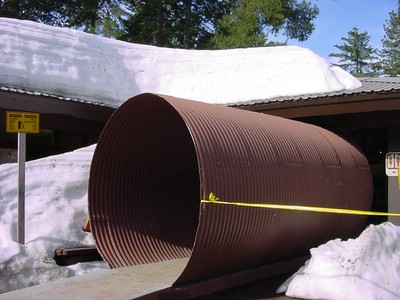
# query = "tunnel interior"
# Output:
<box><xmin>89</xmin><ymin>94</ymin><xmax>200</xmax><ymax>267</ymax></box>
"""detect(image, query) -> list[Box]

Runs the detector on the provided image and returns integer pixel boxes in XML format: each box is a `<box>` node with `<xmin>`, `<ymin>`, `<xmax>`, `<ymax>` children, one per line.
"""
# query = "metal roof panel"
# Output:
<box><xmin>229</xmin><ymin>77</ymin><xmax>400</xmax><ymax>107</ymax></box>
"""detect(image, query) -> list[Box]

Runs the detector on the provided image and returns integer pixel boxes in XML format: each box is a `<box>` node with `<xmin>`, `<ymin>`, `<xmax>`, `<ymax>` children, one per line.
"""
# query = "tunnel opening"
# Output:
<box><xmin>89</xmin><ymin>94</ymin><xmax>200</xmax><ymax>267</ymax></box>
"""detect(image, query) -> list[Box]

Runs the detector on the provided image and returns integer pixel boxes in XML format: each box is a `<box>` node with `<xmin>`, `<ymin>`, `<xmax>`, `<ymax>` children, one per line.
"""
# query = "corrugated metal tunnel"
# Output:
<box><xmin>88</xmin><ymin>93</ymin><xmax>373</xmax><ymax>285</ymax></box>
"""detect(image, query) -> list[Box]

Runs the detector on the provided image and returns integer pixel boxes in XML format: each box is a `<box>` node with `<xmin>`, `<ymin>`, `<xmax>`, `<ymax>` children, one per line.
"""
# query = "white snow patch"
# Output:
<box><xmin>278</xmin><ymin>222</ymin><xmax>400</xmax><ymax>300</ymax></box>
<box><xmin>0</xmin><ymin>17</ymin><xmax>360</xmax><ymax>106</ymax></box>
<box><xmin>0</xmin><ymin>145</ymin><xmax>109</xmax><ymax>294</ymax></box>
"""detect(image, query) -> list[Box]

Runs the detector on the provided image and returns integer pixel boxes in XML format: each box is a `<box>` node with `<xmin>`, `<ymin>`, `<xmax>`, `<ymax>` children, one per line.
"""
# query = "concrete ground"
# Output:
<box><xmin>196</xmin><ymin>274</ymin><xmax>298</xmax><ymax>300</ymax></box>
<box><xmin>0</xmin><ymin>259</ymin><xmax>301</xmax><ymax>300</ymax></box>
<box><xmin>0</xmin><ymin>259</ymin><xmax>188</xmax><ymax>300</ymax></box>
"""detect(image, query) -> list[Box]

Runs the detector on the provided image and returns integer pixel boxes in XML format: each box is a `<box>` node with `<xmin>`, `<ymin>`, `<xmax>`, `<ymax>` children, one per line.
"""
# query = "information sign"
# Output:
<box><xmin>386</xmin><ymin>152</ymin><xmax>400</xmax><ymax>176</ymax></box>
<box><xmin>6</xmin><ymin>111</ymin><xmax>40</xmax><ymax>133</ymax></box>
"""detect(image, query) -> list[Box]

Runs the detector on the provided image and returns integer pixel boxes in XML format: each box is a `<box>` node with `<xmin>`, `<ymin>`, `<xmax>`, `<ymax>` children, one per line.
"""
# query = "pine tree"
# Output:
<box><xmin>329</xmin><ymin>27</ymin><xmax>378</xmax><ymax>76</ymax></box>
<box><xmin>0</xmin><ymin>0</ymin><xmax>67</xmax><ymax>26</ymax></box>
<box><xmin>0</xmin><ymin>0</ymin><xmax>127</xmax><ymax>37</ymax></box>
<box><xmin>211</xmin><ymin>1</ymin><xmax>267</xmax><ymax>48</ymax></box>
<box><xmin>211</xmin><ymin>0</ymin><xmax>319</xmax><ymax>49</ymax></box>
<box><xmin>0</xmin><ymin>0</ymin><xmax>319</xmax><ymax>50</ymax></box>
<box><xmin>380</xmin><ymin>7</ymin><xmax>400</xmax><ymax>76</ymax></box>
<box><xmin>120</xmin><ymin>0</ymin><xmax>230</xmax><ymax>49</ymax></box>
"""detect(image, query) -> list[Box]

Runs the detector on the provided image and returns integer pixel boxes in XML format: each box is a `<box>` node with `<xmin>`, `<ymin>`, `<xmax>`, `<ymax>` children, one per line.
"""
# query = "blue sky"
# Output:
<box><xmin>283</xmin><ymin>0</ymin><xmax>398</xmax><ymax>63</ymax></box>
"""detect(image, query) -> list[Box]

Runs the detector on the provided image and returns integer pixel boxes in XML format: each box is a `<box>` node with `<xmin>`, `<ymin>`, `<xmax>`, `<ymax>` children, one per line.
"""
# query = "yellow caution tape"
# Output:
<box><xmin>201</xmin><ymin>193</ymin><xmax>400</xmax><ymax>217</ymax></box>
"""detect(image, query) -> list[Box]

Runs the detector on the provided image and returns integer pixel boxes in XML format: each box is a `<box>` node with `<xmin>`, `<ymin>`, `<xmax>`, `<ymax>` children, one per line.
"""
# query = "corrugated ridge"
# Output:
<box><xmin>88</xmin><ymin>93</ymin><xmax>372</xmax><ymax>285</ymax></box>
<box><xmin>165</xmin><ymin>96</ymin><xmax>372</xmax><ymax>284</ymax></box>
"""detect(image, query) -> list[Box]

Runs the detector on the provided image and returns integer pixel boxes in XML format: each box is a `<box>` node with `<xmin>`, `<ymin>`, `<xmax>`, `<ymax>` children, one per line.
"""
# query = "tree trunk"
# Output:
<box><xmin>156</xmin><ymin>0</ymin><xmax>165</xmax><ymax>46</ymax></box>
<box><xmin>183</xmin><ymin>0</ymin><xmax>192</xmax><ymax>49</ymax></box>
<box><xmin>1</xmin><ymin>0</ymin><xmax>21</xmax><ymax>18</ymax></box>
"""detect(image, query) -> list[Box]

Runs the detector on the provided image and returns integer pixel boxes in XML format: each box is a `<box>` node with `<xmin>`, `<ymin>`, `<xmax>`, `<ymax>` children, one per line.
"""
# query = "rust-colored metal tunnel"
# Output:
<box><xmin>88</xmin><ymin>93</ymin><xmax>373</xmax><ymax>285</ymax></box>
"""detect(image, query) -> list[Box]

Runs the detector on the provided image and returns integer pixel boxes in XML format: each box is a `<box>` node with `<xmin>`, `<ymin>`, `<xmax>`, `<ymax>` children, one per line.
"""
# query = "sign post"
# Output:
<box><xmin>6</xmin><ymin>111</ymin><xmax>40</xmax><ymax>244</ymax></box>
<box><xmin>17</xmin><ymin>132</ymin><xmax>26</xmax><ymax>244</ymax></box>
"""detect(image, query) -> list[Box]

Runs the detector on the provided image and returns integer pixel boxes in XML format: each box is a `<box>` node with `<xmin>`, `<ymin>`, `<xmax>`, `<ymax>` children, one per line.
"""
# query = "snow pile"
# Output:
<box><xmin>0</xmin><ymin>145</ymin><xmax>400</xmax><ymax>300</ymax></box>
<box><xmin>278</xmin><ymin>222</ymin><xmax>400</xmax><ymax>300</ymax></box>
<box><xmin>0</xmin><ymin>145</ymin><xmax>108</xmax><ymax>294</ymax></box>
<box><xmin>1</xmin><ymin>144</ymin><xmax>400</xmax><ymax>296</ymax></box>
<box><xmin>0</xmin><ymin>17</ymin><xmax>361</xmax><ymax>106</ymax></box>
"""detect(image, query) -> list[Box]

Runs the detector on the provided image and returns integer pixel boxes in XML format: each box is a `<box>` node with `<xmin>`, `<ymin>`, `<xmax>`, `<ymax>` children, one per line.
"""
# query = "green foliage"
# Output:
<box><xmin>380</xmin><ymin>9</ymin><xmax>400</xmax><ymax>76</ymax></box>
<box><xmin>61</xmin><ymin>0</ymin><xmax>126</xmax><ymax>36</ymax></box>
<box><xmin>0</xmin><ymin>0</ymin><xmax>67</xmax><ymax>26</ymax></box>
<box><xmin>97</xmin><ymin>3</ymin><xmax>125</xmax><ymax>37</ymax></box>
<box><xmin>0</xmin><ymin>0</ymin><xmax>126</xmax><ymax>36</ymax></box>
<box><xmin>119</xmin><ymin>0</ymin><xmax>179</xmax><ymax>47</ymax></box>
<box><xmin>329</xmin><ymin>27</ymin><xmax>378</xmax><ymax>76</ymax></box>
<box><xmin>212</xmin><ymin>0</ymin><xmax>318</xmax><ymax>49</ymax></box>
<box><xmin>0</xmin><ymin>0</ymin><xmax>317</xmax><ymax>49</ymax></box>
<box><xmin>119</xmin><ymin>0</ymin><xmax>230</xmax><ymax>49</ymax></box>
<box><xmin>284</xmin><ymin>0</ymin><xmax>318</xmax><ymax>41</ymax></box>
<box><xmin>212</xmin><ymin>1</ymin><xmax>266</xmax><ymax>48</ymax></box>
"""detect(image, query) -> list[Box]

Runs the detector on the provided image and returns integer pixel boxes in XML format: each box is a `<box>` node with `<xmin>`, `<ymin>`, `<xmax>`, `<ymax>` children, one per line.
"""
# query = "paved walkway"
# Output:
<box><xmin>197</xmin><ymin>274</ymin><xmax>297</xmax><ymax>299</ymax></box>
<box><xmin>0</xmin><ymin>258</ymin><xmax>300</xmax><ymax>299</ymax></box>
<box><xmin>0</xmin><ymin>259</ymin><xmax>188</xmax><ymax>300</ymax></box>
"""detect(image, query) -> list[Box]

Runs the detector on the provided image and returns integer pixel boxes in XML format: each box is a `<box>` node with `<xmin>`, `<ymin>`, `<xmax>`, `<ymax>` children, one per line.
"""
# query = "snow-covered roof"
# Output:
<box><xmin>0</xmin><ymin>17</ymin><xmax>361</xmax><ymax>106</ymax></box>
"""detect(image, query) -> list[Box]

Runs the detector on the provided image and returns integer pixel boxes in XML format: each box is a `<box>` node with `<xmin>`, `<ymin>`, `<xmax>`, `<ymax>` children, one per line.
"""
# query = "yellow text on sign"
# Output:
<box><xmin>6</xmin><ymin>111</ymin><xmax>40</xmax><ymax>133</ymax></box>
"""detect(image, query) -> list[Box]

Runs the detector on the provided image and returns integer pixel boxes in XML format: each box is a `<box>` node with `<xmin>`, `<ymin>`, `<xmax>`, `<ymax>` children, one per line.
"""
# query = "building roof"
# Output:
<box><xmin>1</xmin><ymin>76</ymin><xmax>399</xmax><ymax>136</ymax></box>
<box><xmin>0</xmin><ymin>86</ymin><xmax>116</xmax><ymax>108</ymax></box>
<box><xmin>229</xmin><ymin>77</ymin><xmax>400</xmax><ymax>107</ymax></box>
<box><xmin>2</xmin><ymin>77</ymin><xmax>400</xmax><ymax>111</ymax></box>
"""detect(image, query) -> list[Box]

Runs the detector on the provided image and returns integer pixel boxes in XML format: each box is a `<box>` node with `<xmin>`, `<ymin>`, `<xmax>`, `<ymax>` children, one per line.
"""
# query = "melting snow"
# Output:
<box><xmin>0</xmin><ymin>145</ymin><xmax>109</xmax><ymax>294</ymax></box>
<box><xmin>278</xmin><ymin>222</ymin><xmax>400</xmax><ymax>299</ymax></box>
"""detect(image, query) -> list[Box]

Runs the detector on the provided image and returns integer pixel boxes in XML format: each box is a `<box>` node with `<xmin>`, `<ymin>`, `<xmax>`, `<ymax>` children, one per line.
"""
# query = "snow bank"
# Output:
<box><xmin>0</xmin><ymin>145</ymin><xmax>108</xmax><ymax>294</ymax></box>
<box><xmin>1</xmin><ymin>143</ymin><xmax>399</xmax><ymax>296</ymax></box>
<box><xmin>278</xmin><ymin>222</ymin><xmax>400</xmax><ymax>300</ymax></box>
<box><xmin>0</xmin><ymin>17</ymin><xmax>360</xmax><ymax>106</ymax></box>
